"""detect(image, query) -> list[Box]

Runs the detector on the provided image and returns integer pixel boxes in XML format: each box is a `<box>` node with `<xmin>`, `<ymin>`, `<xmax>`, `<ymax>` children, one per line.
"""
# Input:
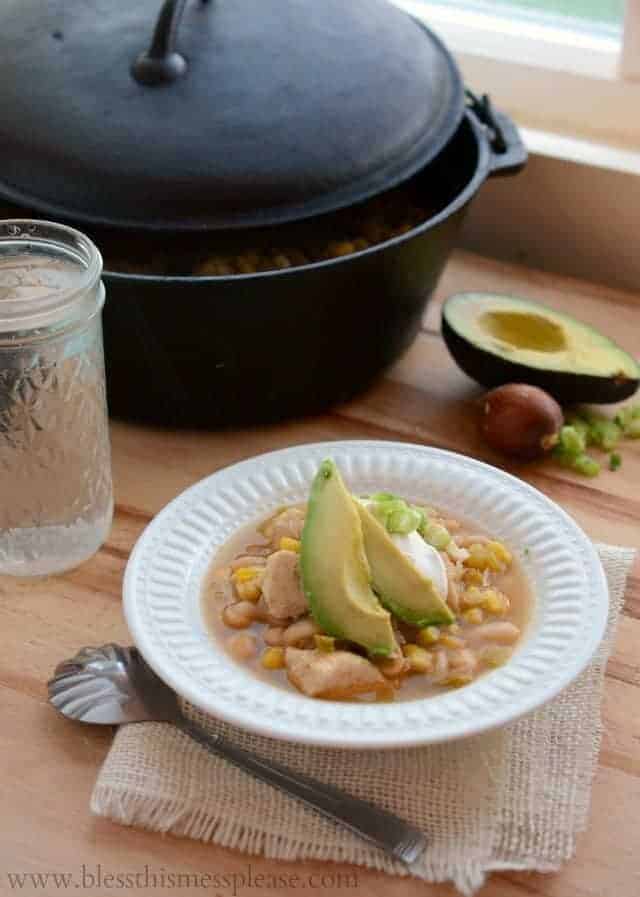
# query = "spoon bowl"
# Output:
<box><xmin>49</xmin><ymin>643</ymin><xmax>180</xmax><ymax>725</ymax></box>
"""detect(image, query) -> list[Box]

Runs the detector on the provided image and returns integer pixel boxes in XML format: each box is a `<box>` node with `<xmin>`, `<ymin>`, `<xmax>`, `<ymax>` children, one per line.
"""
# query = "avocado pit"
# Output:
<box><xmin>480</xmin><ymin>383</ymin><xmax>564</xmax><ymax>460</ymax></box>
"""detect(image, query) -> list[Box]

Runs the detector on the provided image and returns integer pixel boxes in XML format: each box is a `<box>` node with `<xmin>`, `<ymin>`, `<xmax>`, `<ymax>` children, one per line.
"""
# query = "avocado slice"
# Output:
<box><xmin>442</xmin><ymin>292</ymin><xmax>639</xmax><ymax>404</ymax></box>
<box><xmin>300</xmin><ymin>460</ymin><xmax>398</xmax><ymax>657</ymax></box>
<box><xmin>356</xmin><ymin>503</ymin><xmax>455</xmax><ymax>627</ymax></box>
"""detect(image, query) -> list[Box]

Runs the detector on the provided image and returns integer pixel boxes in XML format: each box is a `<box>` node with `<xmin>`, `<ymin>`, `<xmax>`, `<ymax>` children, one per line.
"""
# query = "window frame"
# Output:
<box><xmin>621</xmin><ymin>0</ymin><xmax>640</xmax><ymax>79</ymax></box>
<box><xmin>393</xmin><ymin>0</ymin><xmax>640</xmax><ymax>151</ymax></box>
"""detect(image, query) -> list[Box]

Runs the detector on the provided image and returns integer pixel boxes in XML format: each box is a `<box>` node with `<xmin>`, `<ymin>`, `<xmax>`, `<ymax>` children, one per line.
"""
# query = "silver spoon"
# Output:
<box><xmin>48</xmin><ymin>644</ymin><xmax>427</xmax><ymax>864</ymax></box>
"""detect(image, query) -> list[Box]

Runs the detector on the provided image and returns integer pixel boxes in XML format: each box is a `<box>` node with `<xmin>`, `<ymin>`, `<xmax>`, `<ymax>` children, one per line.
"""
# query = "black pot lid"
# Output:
<box><xmin>0</xmin><ymin>0</ymin><xmax>464</xmax><ymax>230</ymax></box>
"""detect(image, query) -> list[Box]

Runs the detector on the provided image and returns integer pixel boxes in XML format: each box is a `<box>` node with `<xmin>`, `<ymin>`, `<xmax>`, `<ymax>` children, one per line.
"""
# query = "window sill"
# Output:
<box><xmin>391</xmin><ymin>2</ymin><xmax>640</xmax><ymax>289</ymax></box>
<box><xmin>459</xmin><ymin>128</ymin><xmax>640</xmax><ymax>292</ymax></box>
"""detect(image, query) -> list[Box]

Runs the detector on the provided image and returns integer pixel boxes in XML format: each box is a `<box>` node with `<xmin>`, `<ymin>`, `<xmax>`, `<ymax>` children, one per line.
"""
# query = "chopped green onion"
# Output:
<box><xmin>387</xmin><ymin>507</ymin><xmax>422</xmax><ymax>535</ymax></box>
<box><xmin>367</xmin><ymin>492</ymin><xmax>449</xmax><ymax>540</ymax></box>
<box><xmin>626</xmin><ymin>418</ymin><xmax>640</xmax><ymax>439</ymax></box>
<box><xmin>558</xmin><ymin>425</ymin><xmax>586</xmax><ymax>456</ymax></box>
<box><xmin>554</xmin><ymin>403</ymin><xmax>640</xmax><ymax>478</ymax></box>
<box><xmin>565</xmin><ymin>415</ymin><xmax>591</xmax><ymax>444</ymax></box>
<box><xmin>416</xmin><ymin>508</ymin><xmax>429</xmax><ymax>536</ymax></box>
<box><xmin>609</xmin><ymin>452</ymin><xmax>622</xmax><ymax>471</ymax></box>
<box><xmin>423</xmin><ymin>523</ymin><xmax>451</xmax><ymax>550</ymax></box>
<box><xmin>368</xmin><ymin>492</ymin><xmax>428</xmax><ymax>536</ymax></box>
<box><xmin>614</xmin><ymin>403</ymin><xmax>640</xmax><ymax>434</ymax></box>
<box><xmin>573</xmin><ymin>454</ymin><xmax>601</xmax><ymax>477</ymax></box>
<box><xmin>588</xmin><ymin>419</ymin><xmax>622</xmax><ymax>451</ymax></box>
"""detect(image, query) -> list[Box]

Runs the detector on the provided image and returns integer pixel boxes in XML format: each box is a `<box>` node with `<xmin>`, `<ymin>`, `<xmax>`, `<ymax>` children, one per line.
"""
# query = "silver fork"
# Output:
<box><xmin>48</xmin><ymin>644</ymin><xmax>427</xmax><ymax>864</ymax></box>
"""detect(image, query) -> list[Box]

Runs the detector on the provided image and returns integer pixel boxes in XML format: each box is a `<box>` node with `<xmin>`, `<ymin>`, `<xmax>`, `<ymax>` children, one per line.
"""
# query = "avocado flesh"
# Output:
<box><xmin>443</xmin><ymin>293</ymin><xmax>640</xmax><ymax>404</ymax></box>
<box><xmin>301</xmin><ymin>460</ymin><xmax>398</xmax><ymax>658</ymax></box>
<box><xmin>357</xmin><ymin>503</ymin><xmax>455</xmax><ymax>627</ymax></box>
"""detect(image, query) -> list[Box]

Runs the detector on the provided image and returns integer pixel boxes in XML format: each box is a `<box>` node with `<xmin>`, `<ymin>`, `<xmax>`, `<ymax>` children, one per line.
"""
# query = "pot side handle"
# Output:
<box><xmin>466</xmin><ymin>90</ymin><xmax>528</xmax><ymax>177</ymax></box>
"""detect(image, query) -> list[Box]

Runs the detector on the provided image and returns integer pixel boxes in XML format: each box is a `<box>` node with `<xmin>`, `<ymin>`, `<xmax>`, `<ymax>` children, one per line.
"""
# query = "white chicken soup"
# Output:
<box><xmin>202</xmin><ymin>459</ymin><xmax>531</xmax><ymax>702</ymax></box>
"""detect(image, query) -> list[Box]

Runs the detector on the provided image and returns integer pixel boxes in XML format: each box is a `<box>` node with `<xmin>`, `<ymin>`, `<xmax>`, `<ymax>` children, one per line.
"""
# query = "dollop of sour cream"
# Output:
<box><xmin>359</xmin><ymin>499</ymin><xmax>448</xmax><ymax>600</ymax></box>
<box><xmin>390</xmin><ymin>530</ymin><xmax>448</xmax><ymax>600</ymax></box>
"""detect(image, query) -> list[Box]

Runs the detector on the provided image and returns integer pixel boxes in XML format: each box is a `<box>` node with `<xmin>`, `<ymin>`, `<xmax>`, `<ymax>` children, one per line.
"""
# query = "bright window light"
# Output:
<box><xmin>411</xmin><ymin>0</ymin><xmax>624</xmax><ymax>31</ymax></box>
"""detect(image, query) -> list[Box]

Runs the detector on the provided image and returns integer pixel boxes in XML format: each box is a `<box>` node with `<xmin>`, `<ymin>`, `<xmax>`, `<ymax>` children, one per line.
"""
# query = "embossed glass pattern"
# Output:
<box><xmin>0</xmin><ymin>220</ymin><xmax>113</xmax><ymax>575</ymax></box>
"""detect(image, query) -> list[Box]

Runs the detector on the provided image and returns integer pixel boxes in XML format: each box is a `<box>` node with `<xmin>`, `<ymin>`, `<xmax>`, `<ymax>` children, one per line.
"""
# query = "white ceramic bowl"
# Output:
<box><xmin>123</xmin><ymin>441</ymin><xmax>608</xmax><ymax>749</ymax></box>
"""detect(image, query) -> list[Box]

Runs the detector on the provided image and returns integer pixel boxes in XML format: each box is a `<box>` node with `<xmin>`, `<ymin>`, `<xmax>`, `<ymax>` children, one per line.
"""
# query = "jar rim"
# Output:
<box><xmin>0</xmin><ymin>219</ymin><xmax>102</xmax><ymax>329</ymax></box>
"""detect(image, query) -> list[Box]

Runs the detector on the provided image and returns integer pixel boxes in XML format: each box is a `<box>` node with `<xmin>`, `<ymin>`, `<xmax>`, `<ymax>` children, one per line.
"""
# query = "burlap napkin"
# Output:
<box><xmin>92</xmin><ymin>544</ymin><xmax>635</xmax><ymax>895</ymax></box>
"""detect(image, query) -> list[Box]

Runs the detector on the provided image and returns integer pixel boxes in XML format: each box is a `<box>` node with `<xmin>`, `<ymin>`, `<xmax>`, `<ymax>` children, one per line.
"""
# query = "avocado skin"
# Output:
<box><xmin>442</xmin><ymin>315</ymin><xmax>639</xmax><ymax>405</ymax></box>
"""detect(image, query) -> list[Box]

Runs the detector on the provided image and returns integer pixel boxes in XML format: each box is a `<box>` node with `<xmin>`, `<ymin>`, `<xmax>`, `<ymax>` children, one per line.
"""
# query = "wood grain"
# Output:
<box><xmin>0</xmin><ymin>250</ymin><xmax>638</xmax><ymax>897</ymax></box>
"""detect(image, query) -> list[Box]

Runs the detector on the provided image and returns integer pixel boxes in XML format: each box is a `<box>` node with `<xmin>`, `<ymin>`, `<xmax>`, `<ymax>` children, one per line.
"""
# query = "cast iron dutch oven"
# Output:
<box><xmin>0</xmin><ymin>0</ymin><xmax>526</xmax><ymax>427</ymax></box>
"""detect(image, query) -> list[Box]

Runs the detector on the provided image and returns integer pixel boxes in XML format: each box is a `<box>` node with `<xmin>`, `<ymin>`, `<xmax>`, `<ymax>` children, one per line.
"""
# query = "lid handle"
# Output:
<box><xmin>131</xmin><ymin>0</ymin><xmax>210</xmax><ymax>86</ymax></box>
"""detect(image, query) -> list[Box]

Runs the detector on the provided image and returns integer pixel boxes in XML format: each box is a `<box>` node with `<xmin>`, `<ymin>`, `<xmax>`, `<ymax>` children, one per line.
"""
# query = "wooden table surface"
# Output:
<box><xmin>1</xmin><ymin>250</ymin><xmax>638</xmax><ymax>897</ymax></box>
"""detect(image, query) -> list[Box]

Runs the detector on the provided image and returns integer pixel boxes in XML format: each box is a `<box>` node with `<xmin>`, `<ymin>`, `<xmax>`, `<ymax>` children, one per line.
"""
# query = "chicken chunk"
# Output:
<box><xmin>267</xmin><ymin>508</ymin><xmax>306</xmax><ymax>546</ymax></box>
<box><xmin>285</xmin><ymin>648</ymin><xmax>387</xmax><ymax>700</ymax></box>
<box><xmin>261</xmin><ymin>550</ymin><xmax>308</xmax><ymax>620</ymax></box>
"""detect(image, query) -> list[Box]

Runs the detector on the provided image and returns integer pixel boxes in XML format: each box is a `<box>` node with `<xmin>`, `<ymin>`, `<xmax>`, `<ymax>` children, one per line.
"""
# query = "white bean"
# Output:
<box><xmin>377</xmin><ymin>655</ymin><xmax>409</xmax><ymax>679</ymax></box>
<box><xmin>230</xmin><ymin>555</ymin><xmax>267</xmax><ymax>570</ymax></box>
<box><xmin>433</xmin><ymin>650</ymin><xmax>449</xmax><ymax>682</ymax></box>
<box><xmin>252</xmin><ymin>596</ymin><xmax>271</xmax><ymax>622</ymax></box>
<box><xmin>446</xmin><ymin>576</ymin><xmax>460</xmax><ymax>613</ymax></box>
<box><xmin>264</xmin><ymin>626</ymin><xmax>286</xmax><ymax>647</ymax></box>
<box><xmin>222</xmin><ymin>601</ymin><xmax>257</xmax><ymax>630</ymax></box>
<box><xmin>456</xmin><ymin>534</ymin><xmax>492</xmax><ymax>548</ymax></box>
<box><xmin>444</xmin><ymin>555</ymin><xmax>464</xmax><ymax>582</ymax></box>
<box><xmin>465</xmin><ymin>622</ymin><xmax>521</xmax><ymax>645</ymax></box>
<box><xmin>245</xmin><ymin>544</ymin><xmax>272</xmax><ymax>557</ymax></box>
<box><xmin>228</xmin><ymin>633</ymin><xmax>258</xmax><ymax>661</ymax></box>
<box><xmin>448</xmin><ymin>648</ymin><xmax>477</xmax><ymax>676</ymax></box>
<box><xmin>283</xmin><ymin>618</ymin><xmax>321</xmax><ymax>646</ymax></box>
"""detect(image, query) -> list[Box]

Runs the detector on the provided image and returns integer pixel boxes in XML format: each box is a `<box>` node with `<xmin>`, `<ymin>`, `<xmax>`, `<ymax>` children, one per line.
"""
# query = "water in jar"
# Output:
<box><xmin>0</xmin><ymin>239</ymin><xmax>113</xmax><ymax>576</ymax></box>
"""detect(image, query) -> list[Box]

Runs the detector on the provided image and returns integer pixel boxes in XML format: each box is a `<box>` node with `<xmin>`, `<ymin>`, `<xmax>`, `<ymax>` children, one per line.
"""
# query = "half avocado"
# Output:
<box><xmin>442</xmin><ymin>293</ymin><xmax>639</xmax><ymax>404</ymax></box>
<box><xmin>356</xmin><ymin>503</ymin><xmax>455</xmax><ymax>627</ymax></box>
<box><xmin>300</xmin><ymin>460</ymin><xmax>398</xmax><ymax>658</ymax></box>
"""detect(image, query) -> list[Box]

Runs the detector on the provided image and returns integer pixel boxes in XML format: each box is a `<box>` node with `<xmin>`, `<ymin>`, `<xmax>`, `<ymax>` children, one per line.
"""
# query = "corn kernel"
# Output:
<box><xmin>488</xmin><ymin>541</ymin><xmax>512</xmax><ymax>567</ymax></box>
<box><xmin>279</xmin><ymin>537</ymin><xmax>301</xmax><ymax>553</ymax></box>
<box><xmin>235</xmin><ymin>580</ymin><xmax>262</xmax><ymax>603</ymax></box>
<box><xmin>443</xmin><ymin>674</ymin><xmax>473</xmax><ymax>688</ymax></box>
<box><xmin>464</xmin><ymin>544</ymin><xmax>488</xmax><ymax>570</ymax></box>
<box><xmin>261</xmin><ymin>647</ymin><xmax>286</xmax><ymax>670</ymax></box>
<box><xmin>462</xmin><ymin>587</ymin><xmax>486</xmax><ymax>608</ymax></box>
<box><xmin>232</xmin><ymin>567</ymin><xmax>260</xmax><ymax>583</ymax></box>
<box><xmin>314</xmin><ymin>634</ymin><xmax>335</xmax><ymax>653</ymax></box>
<box><xmin>440</xmin><ymin>634</ymin><xmax>466</xmax><ymax>649</ymax></box>
<box><xmin>402</xmin><ymin>644</ymin><xmax>433</xmax><ymax>674</ymax></box>
<box><xmin>465</xmin><ymin>544</ymin><xmax>503</xmax><ymax>572</ymax></box>
<box><xmin>463</xmin><ymin>568</ymin><xmax>483</xmax><ymax>586</ymax></box>
<box><xmin>484</xmin><ymin>591</ymin><xmax>509</xmax><ymax>616</ymax></box>
<box><xmin>447</xmin><ymin>623</ymin><xmax>461</xmax><ymax>634</ymax></box>
<box><xmin>416</xmin><ymin>626</ymin><xmax>440</xmax><ymax>646</ymax></box>
<box><xmin>376</xmin><ymin>655</ymin><xmax>408</xmax><ymax>678</ymax></box>
<box><xmin>482</xmin><ymin>646</ymin><xmax>512</xmax><ymax>668</ymax></box>
<box><xmin>463</xmin><ymin>607</ymin><xmax>484</xmax><ymax>625</ymax></box>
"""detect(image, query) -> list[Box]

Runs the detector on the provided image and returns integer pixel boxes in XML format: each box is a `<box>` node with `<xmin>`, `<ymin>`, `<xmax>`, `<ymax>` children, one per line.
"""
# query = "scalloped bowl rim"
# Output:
<box><xmin>123</xmin><ymin>441</ymin><xmax>608</xmax><ymax>749</ymax></box>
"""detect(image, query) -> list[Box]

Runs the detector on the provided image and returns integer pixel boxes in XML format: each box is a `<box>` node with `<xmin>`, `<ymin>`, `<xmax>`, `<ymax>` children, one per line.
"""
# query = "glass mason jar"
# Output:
<box><xmin>0</xmin><ymin>220</ymin><xmax>113</xmax><ymax>576</ymax></box>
